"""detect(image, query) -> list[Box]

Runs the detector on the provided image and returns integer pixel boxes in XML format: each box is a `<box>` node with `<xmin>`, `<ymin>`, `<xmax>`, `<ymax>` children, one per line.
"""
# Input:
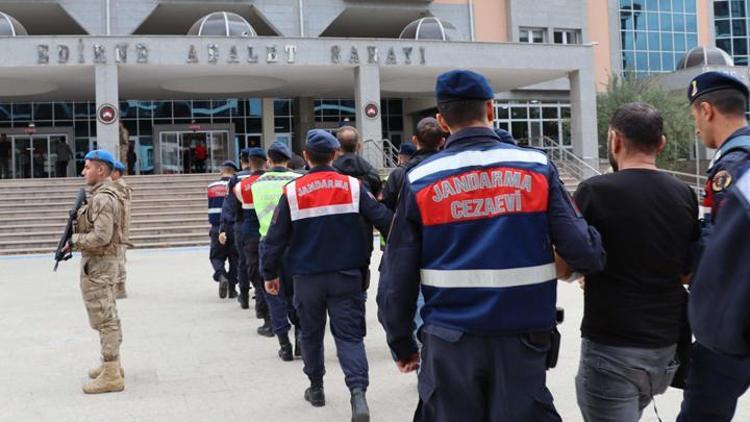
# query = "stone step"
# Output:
<box><xmin>8</xmin><ymin>186</ymin><xmax>208</xmax><ymax>199</ymax></box>
<box><xmin>0</xmin><ymin>207</ymin><xmax>205</xmax><ymax>220</ymax></box>
<box><xmin>0</xmin><ymin>231</ymin><xmax>209</xmax><ymax>252</ymax></box>
<box><xmin>0</xmin><ymin>181</ymin><xmax>216</xmax><ymax>194</ymax></box>
<box><xmin>0</xmin><ymin>224</ymin><xmax>209</xmax><ymax>242</ymax></box>
<box><xmin>0</xmin><ymin>210</ymin><xmax>206</xmax><ymax>227</ymax></box>
<box><xmin>0</xmin><ymin>217</ymin><xmax>209</xmax><ymax>234</ymax></box>
<box><xmin>0</xmin><ymin>239</ymin><xmax>210</xmax><ymax>256</ymax></box>
<box><xmin>0</xmin><ymin>200</ymin><xmax>205</xmax><ymax>213</ymax></box>
<box><xmin>0</xmin><ymin>194</ymin><xmax>208</xmax><ymax>211</ymax></box>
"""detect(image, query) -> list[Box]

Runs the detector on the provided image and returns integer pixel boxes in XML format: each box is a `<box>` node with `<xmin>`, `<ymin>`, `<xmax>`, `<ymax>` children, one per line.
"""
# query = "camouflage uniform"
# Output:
<box><xmin>72</xmin><ymin>179</ymin><xmax>126</xmax><ymax>363</ymax></box>
<box><xmin>112</xmin><ymin>177</ymin><xmax>132</xmax><ymax>299</ymax></box>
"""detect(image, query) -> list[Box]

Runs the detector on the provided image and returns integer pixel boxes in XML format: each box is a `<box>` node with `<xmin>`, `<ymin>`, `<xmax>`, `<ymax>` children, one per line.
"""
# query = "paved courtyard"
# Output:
<box><xmin>1</xmin><ymin>246</ymin><xmax>748</xmax><ymax>422</ymax></box>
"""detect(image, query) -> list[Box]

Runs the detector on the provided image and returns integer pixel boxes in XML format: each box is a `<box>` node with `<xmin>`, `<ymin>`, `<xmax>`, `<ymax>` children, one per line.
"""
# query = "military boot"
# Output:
<box><xmin>350</xmin><ymin>388</ymin><xmax>370</xmax><ymax>422</ymax></box>
<box><xmin>218</xmin><ymin>274</ymin><xmax>229</xmax><ymax>299</ymax></box>
<box><xmin>304</xmin><ymin>384</ymin><xmax>325</xmax><ymax>407</ymax></box>
<box><xmin>257</xmin><ymin>317</ymin><xmax>273</xmax><ymax>337</ymax></box>
<box><xmin>228</xmin><ymin>285</ymin><xmax>238</xmax><ymax>299</ymax></box>
<box><xmin>83</xmin><ymin>361</ymin><xmax>125</xmax><ymax>394</ymax></box>
<box><xmin>115</xmin><ymin>283</ymin><xmax>127</xmax><ymax>300</ymax></box>
<box><xmin>239</xmin><ymin>288</ymin><xmax>250</xmax><ymax>309</ymax></box>
<box><xmin>88</xmin><ymin>359</ymin><xmax>125</xmax><ymax>379</ymax></box>
<box><xmin>278</xmin><ymin>334</ymin><xmax>293</xmax><ymax>361</ymax></box>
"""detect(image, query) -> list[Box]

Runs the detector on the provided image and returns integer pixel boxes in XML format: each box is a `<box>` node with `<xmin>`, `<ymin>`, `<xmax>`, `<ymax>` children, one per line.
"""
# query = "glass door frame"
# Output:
<box><xmin>153</xmin><ymin>123</ymin><xmax>235</xmax><ymax>174</ymax></box>
<box><xmin>2</xmin><ymin>127</ymin><xmax>75</xmax><ymax>179</ymax></box>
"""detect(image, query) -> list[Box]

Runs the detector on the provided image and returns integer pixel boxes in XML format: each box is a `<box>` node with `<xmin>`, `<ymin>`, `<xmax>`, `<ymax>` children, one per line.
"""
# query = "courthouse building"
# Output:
<box><xmin>0</xmin><ymin>0</ymin><xmax>727</xmax><ymax>179</ymax></box>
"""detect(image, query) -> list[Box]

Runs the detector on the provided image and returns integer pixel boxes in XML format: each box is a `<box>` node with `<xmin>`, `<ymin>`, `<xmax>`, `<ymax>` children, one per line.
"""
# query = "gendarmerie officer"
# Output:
<box><xmin>377</xmin><ymin>69</ymin><xmax>606</xmax><ymax>421</ymax></box>
<box><xmin>221</xmin><ymin>148</ymin><xmax>273</xmax><ymax>336</ymax></box>
<box><xmin>208</xmin><ymin>160</ymin><xmax>238</xmax><ymax>298</ymax></box>
<box><xmin>252</xmin><ymin>141</ymin><xmax>302</xmax><ymax>362</ymax></box>
<box><xmin>678</xmin><ymin>71</ymin><xmax>750</xmax><ymax>421</ymax></box>
<box><xmin>111</xmin><ymin>160</ymin><xmax>132</xmax><ymax>299</ymax></box>
<box><xmin>261</xmin><ymin>129</ymin><xmax>392</xmax><ymax>421</ymax></box>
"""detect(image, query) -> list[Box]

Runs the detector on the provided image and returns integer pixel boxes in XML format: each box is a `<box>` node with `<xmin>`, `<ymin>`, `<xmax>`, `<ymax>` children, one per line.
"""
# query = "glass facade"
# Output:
<box><xmin>494</xmin><ymin>100</ymin><xmax>571</xmax><ymax>146</ymax></box>
<box><xmin>619</xmin><ymin>0</ymin><xmax>699</xmax><ymax>77</ymax></box>
<box><xmin>0</xmin><ymin>97</ymin><xmax>406</xmax><ymax>177</ymax></box>
<box><xmin>714</xmin><ymin>0</ymin><xmax>749</xmax><ymax>64</ymax></box>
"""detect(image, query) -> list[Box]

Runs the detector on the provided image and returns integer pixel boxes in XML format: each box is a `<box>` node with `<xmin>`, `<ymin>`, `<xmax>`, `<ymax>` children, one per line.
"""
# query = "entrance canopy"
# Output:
<box><xmin>0</xmin><ymin>36</ymin><xmax>598</xmax><ymax>166</ymax></box>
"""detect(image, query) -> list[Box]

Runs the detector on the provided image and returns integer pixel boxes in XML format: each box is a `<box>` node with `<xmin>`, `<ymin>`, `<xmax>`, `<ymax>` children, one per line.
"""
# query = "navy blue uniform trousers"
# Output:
<box><xmin>415</xmin><ymin>329</ymin><xmax>561</xmax><ymax>422</ymax></box>
<box><xmin>293</xmin><ymin>270</ymin><xmax>368</xmax><ymax>390</ymax></box>
<box><xmin>678</xmin><ymin>342</ymin><xmax>750</xmax><ymax>421</ymax></box>
<box><xmin>209</xmin><ymin>226</ymin><xmax>237</xmax><ymax>284</ymax></box>
<box><xmin>266</xmin><ymin>268</ymin><xmax>298</xmax><ymax>335</ymax></box>
<box><xmin>237</xmin><ymin>234</ymin><xmax>267</xmax><ymax>317</ymax></box>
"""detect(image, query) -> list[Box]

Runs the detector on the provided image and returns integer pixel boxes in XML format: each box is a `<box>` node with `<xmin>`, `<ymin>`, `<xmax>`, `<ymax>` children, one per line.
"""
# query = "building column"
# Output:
<box><xmin>94</xmin><ymin>63</ymin><xmax>120</xmax><ymax>158</ymax></box>
<box><xmin>354</xmin><ymin>65</ymin><xmax>383</xmax><ymax>168</ymax></box>
<box><xmin>261</xmin><ymin>98</ymin><xmax>275</xmax><ymax>150</ymax></box>
<box><xmin>293</xmin><ymin>97</ymin><xmax>315</xmax><ymax>153</ymax></box>
<box><xmin>569</xmin><ymin>68</ymin><xmax>599</xmax><ymax>175</ymax></box>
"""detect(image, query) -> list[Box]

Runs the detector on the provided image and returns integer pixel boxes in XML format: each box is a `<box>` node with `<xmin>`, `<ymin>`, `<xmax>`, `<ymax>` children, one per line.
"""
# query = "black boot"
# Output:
<box><xmin>257</xmin><ymin>317</ymin><xmax>273</xmax><ymax>337</ymax></box>
<box><xmin>228</xmin><ymin>286</ymin><xmax>238</xmax><ymax>299</ymax></box>
<box><xmin>218</xmin><ymin>274</ymin><xmax>228</xmax><ymax>299</ymax></box>
<box><xmin>239</xmin><ymin>289</ymin><xmax>250</xmax><ymax>309</ymax></box>
<box><xmin>350</xmin><ymin>388</ymin><xmax>370</xmax><ymax>422</ymax></box>
<box><xmin>294</xmin><ymin>328</ymin><xmax>302</xmax><ymax>357</ymax></box>
<box><xmin>278</xmin><ymin>334</ymin><xmax>293</xmax><ymax>361</ymax></box>
<box><xmin>304</xmin><ymin>384</ymin><xmax>325</xmax><ymax>407</ymax></box>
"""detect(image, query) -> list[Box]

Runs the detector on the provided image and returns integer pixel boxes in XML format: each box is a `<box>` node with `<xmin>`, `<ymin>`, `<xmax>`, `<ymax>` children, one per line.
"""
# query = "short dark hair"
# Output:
<box><xmin>336</xmin><ymin>126</ymin><xmax>359</xmax><ymax>153</ymax></box>
<box><xmin>249</xmin><ymin>156</ymin><xmax>266</xmax><ymax>170</ymax></box>
<box><xmin>437</xmin><ymin>99</ymin><xmax>488</xmax><ymax>128</ymax></box>
<box><xmin>288</xmin><ymin>154</ymin><xmax>306</xmax><ymax>170</ymax></box>
<box><xmin>267</xmin><ymin>150</ymin><xmax>289</xmax><ymax>164</ymax></box>
<box><xmin>415</xmin><ymin>117</ymin><xmax>445</xmax><ymax>151</ymax></box>
<box><xmin>609</xmin><ymin>102</ymin><xmax>664</xmax><ymax>153</ymax></box>
<box><xmin>305</xmin><ymin>148</ymin><xmax>335</xmax><ymax>166</ymax></box>
<box><xmin>695</xmin><ymin>89</ymin><xmax>748</xmax><ymax>117</ymax></box>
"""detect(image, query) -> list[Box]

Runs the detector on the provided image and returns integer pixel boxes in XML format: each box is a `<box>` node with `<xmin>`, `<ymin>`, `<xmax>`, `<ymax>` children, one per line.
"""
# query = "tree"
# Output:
<box><xmin>597</xmin><ymin>74</ymin><xmax>695</xmax><ymax>169</ymax></box>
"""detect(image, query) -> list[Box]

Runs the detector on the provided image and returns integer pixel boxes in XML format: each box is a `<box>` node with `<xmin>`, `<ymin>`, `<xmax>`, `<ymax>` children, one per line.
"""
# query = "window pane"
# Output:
<box><xmin>660</xmin><ymin>13</ymin><xmax>673</xmax><ymax>32</ymax></box>
<box><xmin>717</xmin><ymin>38</ymin><xmax>733</xmax><ymax>54</ymax></box>
<box><xmin>532</xmin><ymin>30</ymin><xmax>545</xmax><ymax>43</ymax></box>
<box><xmin>673</xmin><ymin>13</ymin><xmax>685</xmax><ymax>32</ymax></box>
<box><xmin>661</xmin><ymin>33</ymin><xmax>674</xmax><ymax>51</ymax></box>
<box><xmin>510</xmin><ymin>106</ymin><xmax>528</xmax><ymax>119</ymax></box>
<box><xmin>716</xmin><ymin>20</ymin><xmax>731</xmax><ymax>37</ymax></box>
<box><xmin>636</xmin><ymin>31</ymin><xmax>647</xmax><ymax>50</ymax></box>
<box><xmin>715</xmin><ymin>1</ymin><xmax>730</xmax><ymax>19</ymax></box>
<box><xmin>519</xmin><ymin>29</ymin><xmax>529</xmax><ymax>43</ymax></box>
<box><xmin>732</xmin><ymin>19</ymin><xmax>747</xmax><ymax>36</ymax></box>
<box><xmin>734</xmin><ymin>38</ymin><xmax>748</xmax><ymax>55</ymax></box>
<box><xmin>554</xmin><ymin>31</ymin><xmax>563</xmax><ymax>44</ymax></box>
<box><xmin>685</xmin><ymin>14</ymin><xmax>698</xmax><ymax>32</ymax></box>
<box><xmin>542</xmin><ymin>107</ymin><xmax>558</xmax><ymax>119</ymax></box>
<box><xmin>731</xmin><ymin>1</ymin><xmax>746</xmax><ymax>17</ymax></box>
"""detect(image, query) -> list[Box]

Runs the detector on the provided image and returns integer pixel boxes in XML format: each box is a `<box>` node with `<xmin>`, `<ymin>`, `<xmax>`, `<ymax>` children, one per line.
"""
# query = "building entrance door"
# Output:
<box><xmin>158</xmin><ymin>130</ymin><xmax>230</xmax><ymax>174</ymax></box>
<box><xmin>10</xmin><ymin>134</ymin><xmax>69</xmax><ymax>178</ymax></box>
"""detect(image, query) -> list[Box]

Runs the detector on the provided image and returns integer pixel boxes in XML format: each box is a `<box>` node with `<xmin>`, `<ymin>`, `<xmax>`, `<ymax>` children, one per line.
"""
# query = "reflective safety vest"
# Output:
<box><xmin>207</xmin><ymin>178</ymin><xmax>229</xmax><ymax>226</ymax></box>
<box><xmin>235</xmin><ymin>174</ymin><xmax>262</xmax><ymax>210</ymax></box>
<box><xmin>251</xmin><ymin>169</ymin><xmax>301</xmax><ymax>237</ymax></box>
<box><xmin>407</xmin><ymin>144</ymin><xmax>557</xmax><ymax>334</ymax></box>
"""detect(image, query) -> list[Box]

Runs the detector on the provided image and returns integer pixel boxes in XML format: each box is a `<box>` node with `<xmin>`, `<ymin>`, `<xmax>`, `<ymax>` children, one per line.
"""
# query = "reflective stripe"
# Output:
<box><xmin>287</xmin><ymin>175</ymin><xmax>360</xmax><ymax>221</ymax></box>
<box><xmin>241</xmin><ymin>203</ymin><xmax>254</xmax><ymax>210</ymax></box>
<box><xmin>208</xmin><ymin>180</ymin><xmax>228</xmax><ymax>188</ymax></box>
<box><xmin>409</xmin><ymin>148</ymin><xmax>548</xmax><ymax>184</ymax></box>
<box><xmin>699</xmin><ymin>206</ymin><xmax>711</xmax><ymax>219</ymax></box>
<box><xmin>420</xmin><ymin>263</ymin><xmax>556</xmax><ymax>289</ymax></box>
<box><xmin>208</xmin><ymin>207</ymin><xmax>222</xmax><ymax>214</ymax></box>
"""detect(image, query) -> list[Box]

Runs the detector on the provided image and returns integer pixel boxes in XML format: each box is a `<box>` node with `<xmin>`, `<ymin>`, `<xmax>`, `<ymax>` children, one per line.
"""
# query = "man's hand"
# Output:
<box><xmin>61</xmin><ymin>242</ymin><xmax>71</xmax><ymax>254</ymax></box>
<box><xmin>555</xmin><ymin>252</ymin><xmax>572</xmax><ymax>280</ymax></box>
<box><xmin>218</xmin><ymin>232</ymin><xmax>227</xmax><ymax>245</ymax></box>
<box><xmin>265</xmin><ymin>278</ymin><xmax>280</xmax><ymax>295</ymax></box>
<box><xmin>396</xmin><ymin>352</ymin><xmax>420</xmax><ymax>373</ymax></box>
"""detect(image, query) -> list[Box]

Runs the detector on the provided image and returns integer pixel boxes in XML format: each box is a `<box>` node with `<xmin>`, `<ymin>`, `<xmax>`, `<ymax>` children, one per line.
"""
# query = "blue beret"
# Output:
<box><xmin>240</xmin><ymin>148</ymin><xmax>251</xmax><ymax>159</ymax></box>
<box><xmin>84</xmin><ymin>149</ymin><xmax>115</xmax><ymax>169</ymax></box>
<box><xmin>688</xmin><ymin>71</ymin><xmax>750</xmax><ymax>104</ymax></box>
<box><xmin>221</xmin><ymin>160</ymin><xmax>238</xmax><ymax>171</ymax></box>
<box><xmin>436</xmin><ymin>69</ymin><xmax>494</xmax><ymax>103</ymax></box>
<box><xmin>247</xmin><ymin>147</ymin><xmax>267</xmax><ymax>160</ymax></box>
<box><xmin>494</xmin><ymin>128</ymin><xmax>517</xmax><ymax>145</ymax></box>
<box><xmin>305</xmin><ymin>129</ymin><xmax>340</xmax><ymax>153</ymax></box>
<box><xmin>269</xmin><ymin>141</ymin><xmax>292</xmax><ymax>159</ymax></box>
<box><xmin>399</xmin><ymin>142</ymin><xmax>416</xmax><ymax>156</ymax></box>
<box><xmin>113</xmin><ymin>161</ymin><xmax>126</xmax><ymax>172</ymax></box>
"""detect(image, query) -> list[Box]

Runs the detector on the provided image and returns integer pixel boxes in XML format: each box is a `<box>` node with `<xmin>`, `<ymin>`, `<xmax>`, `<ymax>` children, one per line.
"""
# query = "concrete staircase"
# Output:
<box><xmin>0</xmin><ymin>173</ymin><xmax>214</xmax><ymax>255</ymax></box>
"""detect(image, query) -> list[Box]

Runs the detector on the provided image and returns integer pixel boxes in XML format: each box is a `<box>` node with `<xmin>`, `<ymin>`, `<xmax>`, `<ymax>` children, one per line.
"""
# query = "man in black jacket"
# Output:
<box><xmin>381</xmin><ymin>117</ymin><xmax>446</xmax><ymax>211</ymax></box>
<box><xmin>333</xmin><ymin>126</ymin><xmax>383</xmax><ymax>196</ymax></box>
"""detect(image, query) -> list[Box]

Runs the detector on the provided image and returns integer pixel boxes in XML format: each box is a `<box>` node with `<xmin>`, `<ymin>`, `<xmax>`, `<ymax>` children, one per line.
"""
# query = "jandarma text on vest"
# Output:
<box><xmin>297</xmin><ymin>179</ymin><xmax>350</xmax><ymax>197</ymax></box>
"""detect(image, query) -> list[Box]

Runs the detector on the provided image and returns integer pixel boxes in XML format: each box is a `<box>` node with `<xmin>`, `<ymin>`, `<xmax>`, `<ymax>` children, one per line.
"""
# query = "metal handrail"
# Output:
<box><xmin>540</xmin><ymin>137</ymin><xmax>602</xmax><ymax>181</ymax></box>
<box><xmin>660</xmin><ymin>168</ymin><xmax>706</xmax><ymax>195</ymax></box>
<box><xmin>363</xmin><ymin>138</ymin><xmax>399</xmax><ymax>169</ymax></box>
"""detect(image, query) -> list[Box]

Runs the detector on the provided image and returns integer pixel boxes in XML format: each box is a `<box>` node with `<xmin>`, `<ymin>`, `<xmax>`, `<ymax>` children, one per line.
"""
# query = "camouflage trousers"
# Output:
<box><xmin>80</xmin><ymin>255</ymin><xmax>122</xmax><ymax>362</ymax></box>
<box><xmin>116</xmin><ymin>245</ymin><xmax>127</xmax><ymax>294</ymax></box>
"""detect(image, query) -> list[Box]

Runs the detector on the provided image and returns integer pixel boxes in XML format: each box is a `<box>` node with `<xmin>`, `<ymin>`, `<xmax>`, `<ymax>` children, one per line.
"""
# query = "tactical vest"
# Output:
<box><xmin>284</xmin><ymin>171</ymin><xmax>367</xmax><ymax>275</ymax></box>
<box><xmin>407</xmin><ymin>144</ymin><xmax>557</xmax><ymax>334</ymax></box>
<box><xmin>251</xmin><ymin>169</ymin><xmax>301</xmax><ymax>237</ymax></box>
<box><xmin>76</xmin><ymin>181</ymin><xmax>124</xmax><ymax>257</ymax></box>
<box><xmin>703</xmin><ymin>134</ymin><xmax>750</xmax><ymax>223</ymax></box>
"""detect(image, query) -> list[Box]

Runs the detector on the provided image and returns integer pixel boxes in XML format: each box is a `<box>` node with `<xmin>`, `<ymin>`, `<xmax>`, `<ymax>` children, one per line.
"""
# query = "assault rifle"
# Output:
<box><xmin>53</xmin><ymin>188</ymin><xmax>87</xmax><ymax>271</ymax></box>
